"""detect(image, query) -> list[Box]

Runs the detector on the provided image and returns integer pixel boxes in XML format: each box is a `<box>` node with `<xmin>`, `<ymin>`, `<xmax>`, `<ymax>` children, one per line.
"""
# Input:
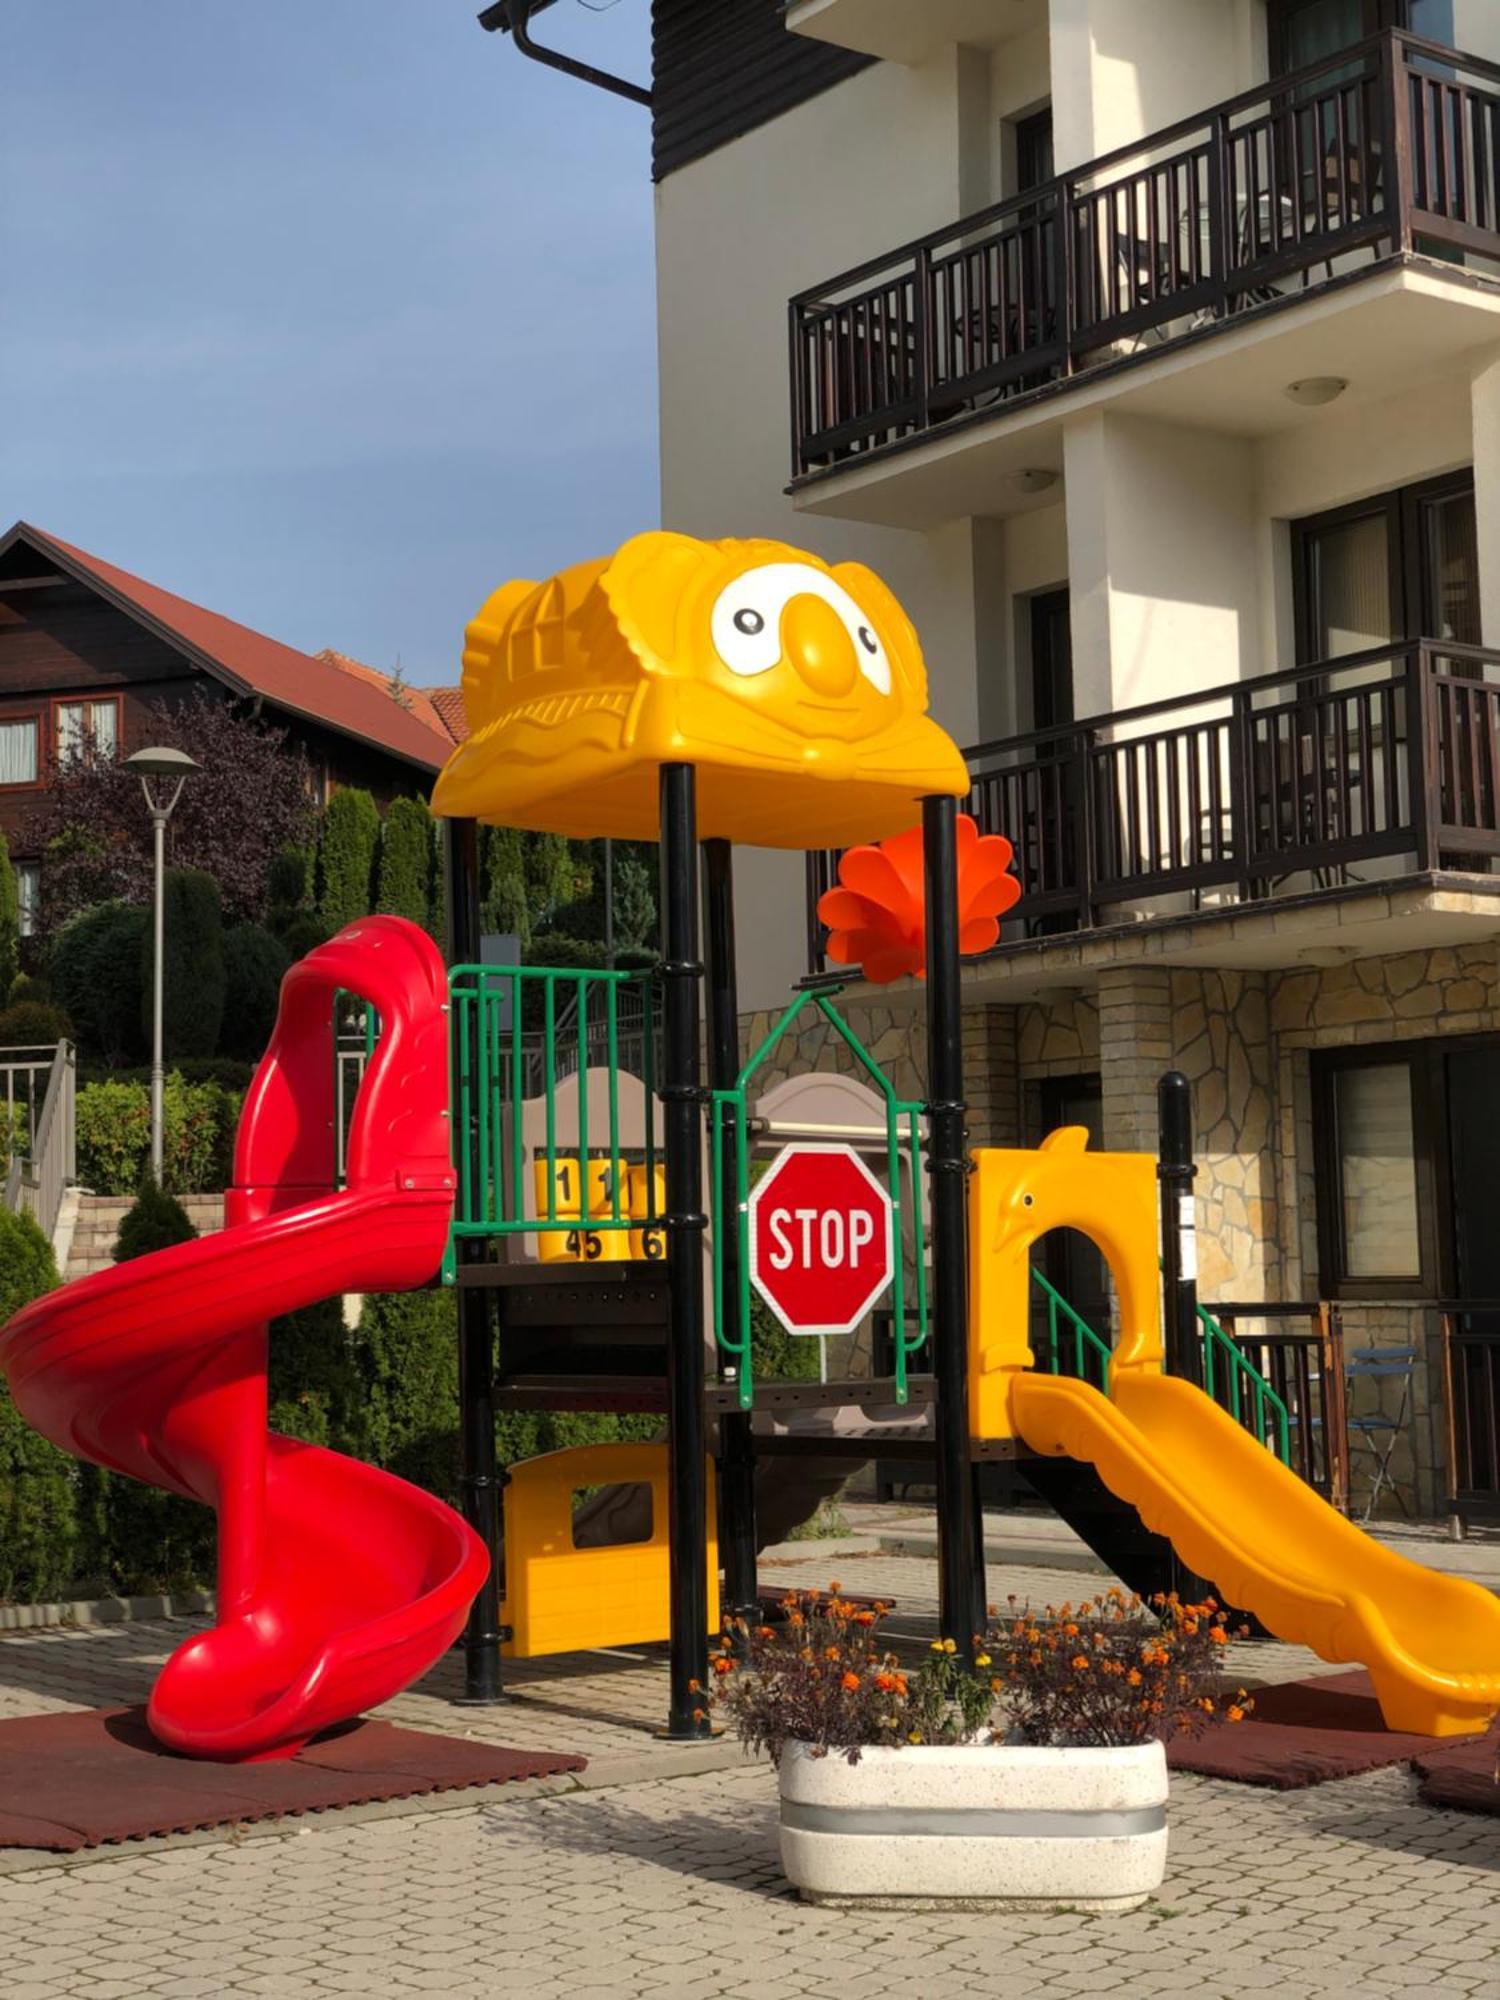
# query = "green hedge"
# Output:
<box><xmin>0</xmin><ymin>1209</ymin><xmax>77</xmax><ymax>1604</ymax></box>
<box><xmin>50</xmin><ymin>902</ymin><xmax>149</xmax><ymax>1068</ymax></box>
<box><xmin>75</xmin><ymin>1074</ymin><xmax>243</xmax><ymax>1195</ymax></box>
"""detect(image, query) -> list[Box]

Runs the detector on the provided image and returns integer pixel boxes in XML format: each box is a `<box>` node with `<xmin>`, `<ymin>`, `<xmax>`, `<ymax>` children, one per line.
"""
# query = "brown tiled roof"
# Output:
<box><xmin>314</xmin><ymin>650</ymin><xmax>468</xmax><ymax>746</ymax></box>
<box><xmin>8</xmin><ymin>524</ymin><xmax>458</xmax><ymax>772</ymax></box>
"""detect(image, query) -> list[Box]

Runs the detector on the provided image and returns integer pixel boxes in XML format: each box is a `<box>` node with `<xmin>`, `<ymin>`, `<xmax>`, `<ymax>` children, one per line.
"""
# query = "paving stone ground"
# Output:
<box><xmin>0</xmin><ymin>1539</ymin><xmax>1494</xmax><ymax>1997</ymax></box>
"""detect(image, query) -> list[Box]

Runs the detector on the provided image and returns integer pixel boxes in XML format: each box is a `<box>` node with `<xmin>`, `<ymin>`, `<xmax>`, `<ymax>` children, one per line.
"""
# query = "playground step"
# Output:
<box><xmin>65</xmin><ymin>1193</ymin><xmax>226</xmax><ymax>1281</ymax></box>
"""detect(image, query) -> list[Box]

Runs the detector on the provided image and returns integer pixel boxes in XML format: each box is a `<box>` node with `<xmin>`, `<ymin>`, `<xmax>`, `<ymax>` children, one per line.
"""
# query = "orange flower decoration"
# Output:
<box><xmin>840</xmin><ymin>1671</ymin><xmax>861</xmax><ymax>1693</ymax></box>
<box><xmin>816</xmin><ymin>814</ymin><xmax>1021</xmax><ymax>985</ymax></box>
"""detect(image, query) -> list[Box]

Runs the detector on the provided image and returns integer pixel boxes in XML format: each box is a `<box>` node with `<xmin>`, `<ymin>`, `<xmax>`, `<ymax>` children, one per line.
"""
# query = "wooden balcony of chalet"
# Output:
<box><xmin>805</xmin><ymin>640</ymin><xmax>1500</xmax><ymax>973</ymax></box>
<box><xmin>790</xmin><ymin>30</ymin><xmax>1500</xmax><ymax>480</ymax></box>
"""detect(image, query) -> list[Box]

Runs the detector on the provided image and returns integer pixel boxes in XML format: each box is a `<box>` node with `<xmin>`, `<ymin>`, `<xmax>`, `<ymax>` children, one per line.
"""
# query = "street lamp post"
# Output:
<box><xmin>125</xmin><ymin>747</ymin><xmax>201</xmax><ymax>1182</ymax></box>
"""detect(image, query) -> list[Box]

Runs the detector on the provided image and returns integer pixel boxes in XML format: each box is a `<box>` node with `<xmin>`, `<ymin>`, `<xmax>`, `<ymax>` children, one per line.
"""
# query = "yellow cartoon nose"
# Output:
<box><xmin>781</xmin><ymin>593</ymin><xmax>858</xmax><ymax>699</ymax></box>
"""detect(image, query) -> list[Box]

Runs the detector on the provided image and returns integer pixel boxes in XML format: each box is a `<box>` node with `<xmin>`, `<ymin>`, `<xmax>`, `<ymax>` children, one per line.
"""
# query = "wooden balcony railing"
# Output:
<box><xmin>791</xmin><ymin>30</ymin><xmax>1500</xmax><ymax>475</ymax></box>
<box><xmin>805</xmin><ymin>640</ymin><xmax>1500</xmax><ymax>970</ymax></box>
<box><xmin>1441</xmin><ymin>1303</ymin><xmax>1500</xmax><ymax>1528</ymax></box>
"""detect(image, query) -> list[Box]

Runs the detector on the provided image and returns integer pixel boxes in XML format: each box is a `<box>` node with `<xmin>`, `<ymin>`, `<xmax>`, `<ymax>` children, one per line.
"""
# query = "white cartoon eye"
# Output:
<box><xmin>710</xmin><ymin>562</ymin><xmax>893</xmax><ymax>693</ymax></box>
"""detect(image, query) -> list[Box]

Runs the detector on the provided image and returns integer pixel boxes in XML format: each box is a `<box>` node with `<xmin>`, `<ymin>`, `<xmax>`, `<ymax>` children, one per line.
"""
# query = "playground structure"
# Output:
<box><xmin>1</xmin><ymin>528</ymin><xmax>1498</xmax><ymax>1759</ymax></box>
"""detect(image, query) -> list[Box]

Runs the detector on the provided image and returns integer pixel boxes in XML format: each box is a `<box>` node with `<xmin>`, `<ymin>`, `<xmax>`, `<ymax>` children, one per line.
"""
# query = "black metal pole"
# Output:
<box><xmin>922</xmin><ymin>794</ymin><xmax>985</xmax><ymax>1657</ymax></box>
<box><xmin>1158</xmin><ymin>1071</ymin><xmax>1201</xmax><ymax>1389</ymax></box>
<box><xmin>444</xmin><ymin>816</ymin><xmax>505</xmax><ymax>1702</ymax></box>
<box><xmin>703</xmin><ymin>837</ymin><xmax>757</xmax><ymax>1632</ymax></box>
<box><xmin>659</xmin><ymin>765</ymin><xmax>711</xmax><ymax>1737</ymax></box>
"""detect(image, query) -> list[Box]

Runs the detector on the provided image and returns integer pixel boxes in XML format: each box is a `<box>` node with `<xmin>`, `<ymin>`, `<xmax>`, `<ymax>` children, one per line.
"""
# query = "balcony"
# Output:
<box><xmin>805</xmin><ymin>641</ymin><xmax>1500</xmax><ymax>975</ymax></box>
<box><xmin>790</xmin><ymin>32</ymin><xmax>1500</xmax><ymax>485</ymax></box>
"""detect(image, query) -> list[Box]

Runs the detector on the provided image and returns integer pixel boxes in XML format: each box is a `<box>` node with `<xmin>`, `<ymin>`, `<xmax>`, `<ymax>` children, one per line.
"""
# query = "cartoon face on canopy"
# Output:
<box><xmin>430</xmin><ymin>531</ymin><xmax>969</xmax><ymax>848</ymax></box>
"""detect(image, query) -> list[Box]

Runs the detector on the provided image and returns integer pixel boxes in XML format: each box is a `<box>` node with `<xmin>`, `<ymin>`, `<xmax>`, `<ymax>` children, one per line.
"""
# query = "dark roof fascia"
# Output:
<box><xmin>4</xmin><ymin>523</ymin><xmax>442</xmax><ymax>776</ymax></box>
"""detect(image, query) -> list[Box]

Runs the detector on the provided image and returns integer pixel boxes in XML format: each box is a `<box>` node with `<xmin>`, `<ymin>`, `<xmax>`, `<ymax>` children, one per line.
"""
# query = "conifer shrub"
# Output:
<box><xmin>50</xmin><ymin>902</ymin><xmax>149</xmax><ymax>1067</ymax></box>
<box><xmin>0</xmin><ymin>1208</ymin><xmax>76</xmax><ymax>1605</ymax></box>
<box><xmin>220</xmin><ymin>924</ymin><xmax>291</xmax><ymax>1061</ymax></box>
<box><xmin>112</xmin><ymin>1178</ymin><xmax>198</xmax><ymax>1263</ymax></box>
<box><xmin>141</xmin><ymin>869</ymin><xmax>225</xmax><ymax>1060</ymax></box>
<box><xmin>317</xmin><ymin>788</ymin><xmax>380</xmax><ymax>934</ymax></box>
<box><xmin>376</xmin><ymin>796</ymin><xmax>436</xmax><ymax>935</ymax></box>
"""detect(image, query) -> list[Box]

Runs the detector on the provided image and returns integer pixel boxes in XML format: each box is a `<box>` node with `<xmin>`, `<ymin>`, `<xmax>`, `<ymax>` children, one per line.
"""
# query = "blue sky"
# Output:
<box><xmin>0</xmin><ymin>2</ymin><xmax>657</xmax><ymax>685</ymax></box>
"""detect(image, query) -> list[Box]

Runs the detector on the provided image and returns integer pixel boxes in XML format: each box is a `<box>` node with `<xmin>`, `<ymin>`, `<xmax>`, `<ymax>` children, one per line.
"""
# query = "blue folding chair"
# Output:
<box><xmin>1345</xmin><ymin>1347</ymin><xmax>1416</xmax><ymax>1522</ymax></box>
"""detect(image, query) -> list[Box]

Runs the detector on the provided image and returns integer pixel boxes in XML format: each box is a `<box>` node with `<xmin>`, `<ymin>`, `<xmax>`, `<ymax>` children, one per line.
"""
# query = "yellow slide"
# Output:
<box><xmin>1012</xmin><ymin>1369</ymin><xmax>1500</xmax><ymax>1738</ymax></box>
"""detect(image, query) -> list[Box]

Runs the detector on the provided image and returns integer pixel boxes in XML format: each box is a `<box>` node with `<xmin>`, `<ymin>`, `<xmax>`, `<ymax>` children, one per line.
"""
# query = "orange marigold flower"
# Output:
<box><xmin>688</xmin><ymin>1678</ymin><xmax>701</xmax><ymax>1693</ymax></box>
<box><xmin>1127</xmin><ymin>1668</ymin><xmax>1142</xmax><ymax>1687</ymax></box>
<box><xmin>1029</xmin><ymin>1651</ymin><xmax>1043</xmax><ymax>1667</ymax></box>
<box><xmin>874</xmin><ymin>1673</ymin><xmax>898</xmax><ymax>1692</ymax></box>
<box><xmin>824</xmin><ymin>1646</ymin><xmax>842</xmax><ymax>1661</ymax></box>
<box><xmin>1062</xmin><ymin>1623</ymin><xmax>1080</xmax><ymax>1638</ymax></box>
<box><xmin>894</xmin><ymin>1677</ymin><xmax>909</xmax><ymax>1698</ymax></box>
<box><xmin>854</xmin><ymin>1611</ymin><xmax>876</xmax><ymax>1627</ymax></box>
<box><xmin>828</xmin><ymin>1580</ymin><xmax>842</xmax><ymax>1594</ymax></box>
<box><xmin>712</xmin><ymin>1657</ymin><xmax>734</xmax><ymax>1676</ymax></box>
<box><xmin>1209</xmin><ymin>1627</ymin><xmax>1228</xmax><ymax>1645</ymax></box>
<box><xmin>1071</xmin><ymin>1654</ymin><xmax>1090</xmax><ymax>1671</ymax></box>
<box><xmin>841</xmin><ymin>1671</ymin><xmax>861</xmax><ymax>1693</ymax></box>
<box><xmin>1227</xmin><ymin>1704</ymin><xmax>1247</xmax><ymax>1723</ymax></box>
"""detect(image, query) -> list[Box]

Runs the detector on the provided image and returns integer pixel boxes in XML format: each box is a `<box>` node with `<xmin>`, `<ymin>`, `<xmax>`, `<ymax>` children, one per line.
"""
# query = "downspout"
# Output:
<box><xmin>477</xmin><ymin>0</ymin><xmax>652</xmax><ymax>108</ymax></box>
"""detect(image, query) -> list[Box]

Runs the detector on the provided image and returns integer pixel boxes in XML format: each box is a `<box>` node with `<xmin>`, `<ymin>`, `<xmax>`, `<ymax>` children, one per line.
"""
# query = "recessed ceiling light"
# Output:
<box><xmin>1013</xmin><ymin>467</ymin><xmax>1060</xmax><ymax>493</ymax></box>
<box><xmin>1284</xmin><ymin>376</ymin><xmax>1348</xmax><ymax>407</ymax></box>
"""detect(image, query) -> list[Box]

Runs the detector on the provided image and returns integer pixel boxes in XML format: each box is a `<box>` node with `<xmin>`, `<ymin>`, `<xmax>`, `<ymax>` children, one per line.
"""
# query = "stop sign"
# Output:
<box><xmin>748</xmin><ymin>1143</ymin><xmax>895</xmax><ymax>1337</ymax></box>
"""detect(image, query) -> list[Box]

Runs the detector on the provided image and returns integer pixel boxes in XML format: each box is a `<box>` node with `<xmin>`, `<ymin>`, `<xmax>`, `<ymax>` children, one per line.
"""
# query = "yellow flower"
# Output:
<box><xmin>907</xmin><ymin>1731</ymin><xmax>924</xmax><ymax>1745</ymax></box>
<box><xmin>942</xmin><ymin>1638</ymin><xmax>957</xmax><ymax>1655</ymax></box>
<box><xmin>975</xmin><ymin>1653</ymin><xmax>992</xmax><ymax>1669</ymax></box>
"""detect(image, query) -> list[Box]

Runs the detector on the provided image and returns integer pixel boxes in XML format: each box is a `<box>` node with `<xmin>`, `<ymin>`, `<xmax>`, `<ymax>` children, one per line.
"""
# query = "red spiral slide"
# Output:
<box><xmin>0</xmin><ymin>917</ymin><xmax>489</xmax><ymax>1762</ymax></box>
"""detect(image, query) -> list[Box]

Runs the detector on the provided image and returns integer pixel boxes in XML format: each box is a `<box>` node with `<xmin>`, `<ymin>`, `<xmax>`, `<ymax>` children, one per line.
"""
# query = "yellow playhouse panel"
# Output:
<box><xmin>501</xmin><ymin>1443</ymin><xmax>719</xmax><ymax>1660</ymax></box>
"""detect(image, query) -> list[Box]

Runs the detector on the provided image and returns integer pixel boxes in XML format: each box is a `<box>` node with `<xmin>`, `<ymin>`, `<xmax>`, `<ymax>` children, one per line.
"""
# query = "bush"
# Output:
<box><xmin>0</xmin><ymin>999</ymin><xmax>73</xmax><ymax>1047</ymax></box>
<box><xmin>357</xmin><ymin>1290</ymin><xmax>459</xmax><ymax>1500</ymax></box>
<box><xmin>141</xmin><ymin>868</ymin><xmax>225</xmax><ymax>1060</ymax></box>
<box><xmin>317</xmin><ymin>788</ymin><xmax>380</xmax><ymax>935</ymax></box>
<box><xmin>0</xmin><ymin>1100</ymin><xmax>27</xmax><ymax>1177</ymax></box>
<box><xmin>0</xmin><ymin>1208</ymin><xmax>77</xmax><ymax>1604</ymax></box>
<box><xmin>267</xmin><ymin>844</ymin><xmax>314</xmax><ymax>921</ymax></box>
<box><xmin>8</xmin><ymin>973</ymin><xmax>53</xmax><ymax>1007</ymax></box>
<box><xmin>50</xmin><ymin>902</ymin><xmax>149</xmax><ymax>1066</ymax></box>
<box><xmin>113</xmin><ymin>1178</ymin><xmax>198</xmax><ymax>1262</ymax></box>
<box><xmin>220</xmin><ymin>924</ymin><xmax>290</xmax><ymax>1062</ymax></box>
<box><xmin>269</xmin><ymin>1298</ymin><xmax>367</xmax><ymax>1452</ymax></box>
<box><xmin>76</xmin><ymin>1074</ymin><xmax>237</xmax><ymax>1195</ymax></box>
<box><xmin>0</xmin><ymin>829</ymin><xmax>18</xmax><ymax>999</ymax></box>
<box><xmin>376</xmin><ymin>797</ymin><xmax>436</xmax><ymax>936</ymax></box>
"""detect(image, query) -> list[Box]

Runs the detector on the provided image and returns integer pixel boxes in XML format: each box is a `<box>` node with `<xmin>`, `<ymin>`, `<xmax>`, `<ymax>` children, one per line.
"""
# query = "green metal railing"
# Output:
<box><xmin>1030</xmin><ymin>1267</ymin><xmax>1111</xmax><ymax>1390</ymax></box>
<box><xmin>447</xmin><ymin>963</ymin><xmax>659</xmax><ymax>1257</ymax></box>
<box><xmin>1028</xmin><ymin>1269</ymin><xmax>1292</xmax><ymax>1466</ymax></box>
<box><xmin>1198</xmin><ymin>1300</ymin><xmax>1292</xmax><ymax>1465</ymax></box>
<box><xmin>711</xmin><ymin>988</ymin><xmax>927</xmax><ymax>1411</ymax></box>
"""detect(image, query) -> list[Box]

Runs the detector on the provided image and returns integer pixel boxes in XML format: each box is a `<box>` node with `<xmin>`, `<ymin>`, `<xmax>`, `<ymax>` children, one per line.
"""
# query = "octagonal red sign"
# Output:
<box><xmin>748</xmin><ymin>1142</ymin><xmax>895</xmax><ymax>1338</ymax></box>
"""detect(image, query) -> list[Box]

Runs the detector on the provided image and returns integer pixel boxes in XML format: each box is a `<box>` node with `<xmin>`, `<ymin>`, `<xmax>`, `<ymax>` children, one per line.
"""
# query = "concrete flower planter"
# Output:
<box><xmin>778</xmin><ymin>1737</ymin><xmax>1169</xmax><ymax>1912</ymax></box>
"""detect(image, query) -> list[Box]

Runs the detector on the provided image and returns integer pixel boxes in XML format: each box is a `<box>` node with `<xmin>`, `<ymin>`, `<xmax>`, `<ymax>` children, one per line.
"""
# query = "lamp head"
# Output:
<box><xmin>125</xmin><ymin>746</ymin><xmax>202</xmax><ymax>779</ymax></box>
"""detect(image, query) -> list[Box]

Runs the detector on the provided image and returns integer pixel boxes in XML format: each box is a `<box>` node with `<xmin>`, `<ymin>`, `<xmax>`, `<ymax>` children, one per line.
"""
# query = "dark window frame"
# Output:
<box><xmin>1312</xmin><ymin>1032</ymin><xmax>1500</xmax><ymax>1299</ymax></box>
<box><xmin>1290</xmin><ymin>468</ymin><xmax>1476</xmax><ymax>664</ymax></box>
<box><xmin>1267</xmin><ymin>0</ymin><xmax>1412</xmax><ymax>78</ymax></box>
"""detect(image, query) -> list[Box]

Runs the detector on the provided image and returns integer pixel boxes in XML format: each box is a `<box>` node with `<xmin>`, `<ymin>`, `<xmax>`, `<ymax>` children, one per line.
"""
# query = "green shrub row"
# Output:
<box><xmin>75</xmin><ymin>1074</ymin><xmax>243</xmax><ymax>1196</ymax></box>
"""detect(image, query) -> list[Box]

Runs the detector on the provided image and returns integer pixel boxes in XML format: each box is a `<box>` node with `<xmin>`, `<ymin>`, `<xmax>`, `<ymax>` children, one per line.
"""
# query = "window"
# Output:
<box><xmin>0</xmin><ymin>716</ymin><xmax>39</xmax><ymax>788</ymax></box>
<box><xmin>14</xmin><ymin>863</ymin><xmax>38</xmax><ymax>939</ymax></box>
<box><xmin>1270</xmin><ymin>1</ymin><xmax>1455</xmax><ymax>75</ymax></box>
<box><xmin>1328</xmin><ymin>1062</ymin><xmax>1423</xmax><ymax>1279</ymax></box>
<box><xmin>55</xmin><ymin>698</ymin><xmax>119</xmax><ymax>766</ymax></box>
<box><xmin>1314</xmin><ymin>1044</ymin><xmax>1445</xmax><ymax>1295</ymax></box>
<box><xmin>1292</xmin><ymin>472</ymin><xmax>1478</xmax><ymax>664</ymax></box>
<box><xmin>1015</xmin><ymin>107</ymin><xmax>1054</xmax><ymax>194</ymax></box>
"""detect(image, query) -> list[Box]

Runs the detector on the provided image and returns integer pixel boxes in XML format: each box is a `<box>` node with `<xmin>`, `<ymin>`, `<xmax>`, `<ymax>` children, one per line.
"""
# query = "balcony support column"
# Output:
<box><xmin>1471</xmin><ymin>347</ymin><xmax>1500</xmax><ymax>649</ymax></box>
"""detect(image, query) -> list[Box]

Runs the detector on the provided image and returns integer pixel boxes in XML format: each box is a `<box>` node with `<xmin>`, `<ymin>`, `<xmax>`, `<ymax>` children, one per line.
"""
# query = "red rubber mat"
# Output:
<box><xmin>1412</xmin><ymin>1732</ymin><xmax>1500</xmax><ymax>1815</ymax></box>
<box><xmin>0</xmin><ymin>1706</ymin><xmax>585</xmax><ymax>1852</ymax></box>
<box><xmin>1166</xmin><ymin>1670</ymin><xmax>1441</xmax><ymax>1789</ymax></box>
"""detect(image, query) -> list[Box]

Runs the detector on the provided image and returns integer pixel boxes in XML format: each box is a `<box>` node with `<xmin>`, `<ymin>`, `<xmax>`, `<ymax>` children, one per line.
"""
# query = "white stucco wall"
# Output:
<box><xmin>1063</xmin><ymin>410</ymin><xmax>1260</xmax><ymax>714</ymax></box>
<box><xmin>1049</xmin><ymin>0</ymin><xmax>1264</xmax><ymax>169</ymax></box>
<box><xmin>655</xmin><ymin>56</ymin><xmax>989</xmax><ymax>1007</ymax></box>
